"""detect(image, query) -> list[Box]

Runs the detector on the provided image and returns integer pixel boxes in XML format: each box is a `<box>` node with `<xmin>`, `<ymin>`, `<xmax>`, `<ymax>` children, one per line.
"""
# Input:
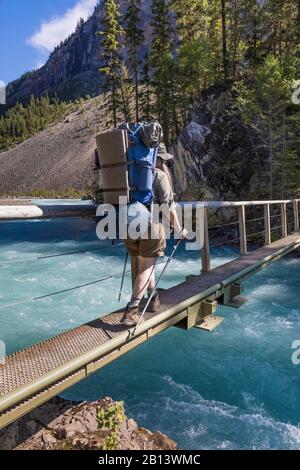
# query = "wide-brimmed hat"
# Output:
<box><xmin>157</xmin><ymin>143</ymin><xmax>174</xmax><ymax>161</ymax></box>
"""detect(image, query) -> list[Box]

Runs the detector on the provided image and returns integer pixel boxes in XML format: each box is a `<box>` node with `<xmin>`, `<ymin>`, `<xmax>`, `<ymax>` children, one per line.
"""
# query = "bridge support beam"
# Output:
<box><xmin>175</xmin><ymin>299</ymin><xmax>218</xmax><ymax>330</ymax></box>
<box><xmin>221</xmin><ymin>282</ymin><xmax>248</xmax><ymax>308</ymax></box>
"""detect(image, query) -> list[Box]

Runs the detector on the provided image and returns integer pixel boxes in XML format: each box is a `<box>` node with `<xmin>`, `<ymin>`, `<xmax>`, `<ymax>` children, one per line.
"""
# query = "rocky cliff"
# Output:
<box><xmin>172</xmin><ymin>84</ymin><xmax>260</xmax><ymax>201</ymax></box>
<box><xmin>0</xmin><ymin>396</ymin><xmax>177</xmax><ymax>451</ymax></box>
<box><xmin>7</xmin><ymin>1</ymin><xmax>153</xmax><ymax>106</ymax></box>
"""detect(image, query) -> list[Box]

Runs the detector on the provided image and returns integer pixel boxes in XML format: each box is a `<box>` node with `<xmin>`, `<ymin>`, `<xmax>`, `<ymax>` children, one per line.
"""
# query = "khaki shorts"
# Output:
<box><xmin>125</xmin><ymin>223</ymin><xmax>166</xmax><ymax>258</ymax></box>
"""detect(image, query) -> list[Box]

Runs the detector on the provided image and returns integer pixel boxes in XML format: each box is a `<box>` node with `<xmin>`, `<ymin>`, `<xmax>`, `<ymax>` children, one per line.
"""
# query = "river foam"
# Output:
<box><xmin>0</xmin><ymin>216</ymin><xmax>299</xmax><ymax>449</ymax></box>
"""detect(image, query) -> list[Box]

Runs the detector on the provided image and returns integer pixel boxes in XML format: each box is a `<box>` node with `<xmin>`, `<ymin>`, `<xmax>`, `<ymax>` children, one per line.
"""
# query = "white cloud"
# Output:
<box><xmin>27</xmin><ymin>0</ymin><xmax>98</xmax><ymax>52</ymax></box>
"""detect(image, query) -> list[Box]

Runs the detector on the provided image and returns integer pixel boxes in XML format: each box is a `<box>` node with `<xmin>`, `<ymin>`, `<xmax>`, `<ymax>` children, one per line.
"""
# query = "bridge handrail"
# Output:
<box><xmin>180</xmin><ymin>199</ymin><xmax>300</xmax><ymax>208</ymax></box>
<box><xmin>180</xmin><ymin>199</ymin><xmax>300</xmax><ymax>273</ymax></box>
<box><xmin>0</xmin><ymin>199</ymin><xmax>299</xmax><ymax>220</ymax></box>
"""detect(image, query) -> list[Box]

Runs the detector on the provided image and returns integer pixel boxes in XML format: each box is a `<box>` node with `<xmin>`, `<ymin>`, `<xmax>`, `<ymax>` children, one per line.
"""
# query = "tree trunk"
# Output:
<box><xmin>269</xmin><ymin>111</ymin><xmax>273</xmax><ymax>200</ymax></box>
<box><xmin>112</xmin><ymin>78</ymin><xmax>117</xmax><ymax>128</ymax></box>
<box><xmin>298</xmin><ymin>0</ymin><xmax>300</xmax><ymax>46</ymax></box>
<box><xmin>221</xmin><ymin>0</ymin><xmax>228</xmax><ymax>79</ymax></box>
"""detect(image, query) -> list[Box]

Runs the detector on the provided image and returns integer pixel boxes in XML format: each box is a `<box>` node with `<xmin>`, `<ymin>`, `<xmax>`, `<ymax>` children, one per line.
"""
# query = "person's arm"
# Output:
<box><xmin>156</xmin><ymin>172</ymin><xmax>187</xmax><ymax>238</ymax></box>
<box><xmin>169</xmin><ymin>203</ymin><xmax>181</xmax><ymax>233</ymax></box>
<box><xmin>170</xmin><ymin>203</ymin><xmax>188</xmax><ymax>239</ymax></box>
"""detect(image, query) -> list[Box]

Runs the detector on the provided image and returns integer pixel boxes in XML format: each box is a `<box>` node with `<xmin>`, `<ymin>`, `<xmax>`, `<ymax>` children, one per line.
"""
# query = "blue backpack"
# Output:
<box><xmin>126</xmin><ymin>123</ymin><xmax>158</xmax><ymax>205</ymax></box>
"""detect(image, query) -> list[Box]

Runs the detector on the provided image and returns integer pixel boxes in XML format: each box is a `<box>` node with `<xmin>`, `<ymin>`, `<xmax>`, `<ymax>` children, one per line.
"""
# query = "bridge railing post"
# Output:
<box><xmin>293</xmin><ymin>200</ymin><xmax>299</xmax><ymax>232</ymax></box>
<box><xmin>201</xmin><ymin>207</ymin><xmax>211</xmax><ymax>273</ymax></box>
<box><xmin>281</xmin><ymin>202</ymin><xmax>287</xmax><ymax>238</ymax></box>
<box><xmin>238</xmin><ymin>205</ymin><xmax>247</xmax><ymax>255</ymax></box>
<box><xmin>264</xmin><ymin>203</ymin><xmax>271</xmax><ymax>245</ymax></box>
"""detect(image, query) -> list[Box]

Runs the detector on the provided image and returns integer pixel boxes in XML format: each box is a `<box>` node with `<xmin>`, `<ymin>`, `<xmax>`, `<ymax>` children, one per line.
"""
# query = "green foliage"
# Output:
<box><xmin>97</xmin><ymin>0</ymin><xmax>124</xmax><ymax>127</ymax></box>
<box><xmin>124</xmin><ymin>0</ymin><xmax>144</xmax><ymax>121</ymax></box>
<box><xmin>0</xmin><ymin>95</ymin><xmax>69</xmax><ymax>151</ymax></box>
<box><xmin>97</xmin><ymin>402</ymin><xmax>125</xmax><ymax>450</ymax></box>
<box><xmin>94</xmin><ymin>0</ymin><xmax>298</xmax><ymax>150</ymax></box>
<box><xmin>171</xmin><ymin>0</ymin><xmax>206</xmax><ymax>42</ymax></box>
<box><xmin>233</xmin><ymin>54</ymin><xmax>300</xmax><ymax>199</ymax></box>
<box><xmin>150</xmin><ymin>0</ymin><xmax>175</xmax><ymax>146</ymax></box>
<box><xmin>139</xmin><ymin>52</ymin><xmax>152</xmax><ymax>121</ymax></box>
<box><xmin>177</xmin><ymin>36</ymin><xmax>220</xmax><ymax>103</ymax></box>
<box><xmin>8</xmin><ymin>71</ymin><xmax>35</xmax><ymax>96</ymax></box>
<box><xmin>119</xmin><ymin>64</ymin><xmax>134</xmax><ymax>122</ymax></box>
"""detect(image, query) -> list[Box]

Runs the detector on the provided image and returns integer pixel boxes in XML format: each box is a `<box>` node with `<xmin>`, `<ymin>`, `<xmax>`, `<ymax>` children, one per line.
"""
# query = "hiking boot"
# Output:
<box><xmin>121</xmin><ymin>306</ymin><xmax>141</xmax><ymax>326</ymax></box>
<box><xmin>146</xmin><ymin>293</ymin><xmax>160</xmax><ymax>313</ymax></box>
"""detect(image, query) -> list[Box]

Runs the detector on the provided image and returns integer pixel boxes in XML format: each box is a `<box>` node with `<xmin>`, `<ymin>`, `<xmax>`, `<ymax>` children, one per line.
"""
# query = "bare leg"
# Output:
<box><xmin>132</xmin><ymin>256</ymin><xmax>156</xmax><ymax>302</ymax></box>
<box><xmin>123</xmin><ymin>257</ymin><xmax>158</xmax><ymax>324</ymax></box>
<box><xmin>147</xmin><ymin>264</ymin><xmax>156</xmax><ymax>292</ymax></box>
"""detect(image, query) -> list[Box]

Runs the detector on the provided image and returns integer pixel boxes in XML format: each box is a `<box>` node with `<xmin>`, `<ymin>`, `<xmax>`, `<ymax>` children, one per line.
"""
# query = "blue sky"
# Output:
<box><xmin>0</xmin><ymin>0</ymin><xmax>98</xmax><ymax>85</ymax></box>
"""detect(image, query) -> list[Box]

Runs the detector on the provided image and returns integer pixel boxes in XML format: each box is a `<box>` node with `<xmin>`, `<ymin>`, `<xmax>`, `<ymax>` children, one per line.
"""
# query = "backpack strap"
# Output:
<box><xmin>131</xmin><ymin>124</ymin><xmax>143</xmax><ymax>137</ymax></box>
<box><xmin>100</xmin><ymin>186</ymin><xmax>137</xmax><ymax>193</ymax></box>
<box><xmin>100</xmin><ymin>161</ymin><xmax>134</xmax><ymax>170</ymax></box>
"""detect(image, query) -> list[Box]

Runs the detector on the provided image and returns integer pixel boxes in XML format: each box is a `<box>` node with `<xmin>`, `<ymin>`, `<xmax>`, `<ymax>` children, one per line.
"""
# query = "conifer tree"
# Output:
<box><xmin>234</xmin><ymin>55</ymin><xmax>299</xmax><ymax>199</ymax></box>
<box><xmin>220</xmin><ymin>0</ymin><xmax>228</xmax><ymax>79</ymax></box>
<box><xmin>150</xmin><ymin>0</ymin><xmax>175</xmax><ymax>145</ymax></box>
<box><xmin>119</xmin><ymin>64</ymin><xmax>134</xmax><ymax>122</ymax></box>
<box><xmin>139</xmin><ymin>52</ymin><xmax>152</xmax><ymax>121</ymax></box>
<box><xmin>0</xmin><ymin>96</ymin><xmax>68</xmax><ymax>151</ymax></box>
<box><xmin>98</xmin><ymin>0</ymin><xmax>124</xmax><ymax>127</ymax></box>
<box><xmin>242</xmin><ymin>0</ymin><xmax>263</xmax><ymax>69</ymax></box>
<box><xmin>124</xmin><ymin>0</ymin><xmax>144</xmax><ymax>122</ymax></box>
<box><xmin>171</xmin><ymin>0</ymin><xmax>202</xmax><ymax>42</ymax></box>
<box><xmin>171</xmin><ymin>0</ymin><xmax>222</xmax><ymax>116</ymax></box>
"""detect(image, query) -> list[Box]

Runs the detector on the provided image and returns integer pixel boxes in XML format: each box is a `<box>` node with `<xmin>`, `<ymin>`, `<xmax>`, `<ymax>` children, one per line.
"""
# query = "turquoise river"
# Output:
<box><xmin>0</xmin><ymin>207</ymin><xmax>299</xmax><ymax>449</ymax></box>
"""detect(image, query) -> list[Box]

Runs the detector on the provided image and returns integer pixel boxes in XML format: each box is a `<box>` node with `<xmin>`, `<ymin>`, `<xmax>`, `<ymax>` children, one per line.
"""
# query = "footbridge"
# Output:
<box><xmin>0</xmin><ymin>199</ymin><xmax>299</xmax><ymax>429</ymax></box>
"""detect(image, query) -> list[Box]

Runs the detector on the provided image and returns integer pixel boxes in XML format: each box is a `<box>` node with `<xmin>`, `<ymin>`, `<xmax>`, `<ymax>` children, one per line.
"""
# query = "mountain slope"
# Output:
<box><xmin>0</xmin><ymin>85</ymin><xmax>258</xmax><ymax>200</ymax></box>
<box><xmin>0</xmin><ymin>97</ymin><xmax>104</xmax><ymax>195</ymax></box>
<box><xmin>7</xmin><ymin>1</ymin><xmax>152</xmax><ymax>106</ymax></box>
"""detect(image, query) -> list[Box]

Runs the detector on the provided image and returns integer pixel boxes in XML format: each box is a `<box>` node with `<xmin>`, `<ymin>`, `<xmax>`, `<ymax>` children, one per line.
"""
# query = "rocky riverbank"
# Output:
<box><xmin>0</xmin><ymin>396</ymin><xmax>176</xmax><ymax>451</ymax></box>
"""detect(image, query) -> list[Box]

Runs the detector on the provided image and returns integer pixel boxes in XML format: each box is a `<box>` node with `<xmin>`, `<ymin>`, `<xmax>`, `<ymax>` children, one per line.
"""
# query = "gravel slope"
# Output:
<box><xmin>0</xmin><ymin>98</ymin><xmax>106</xmax><ymax>195</ymax></box>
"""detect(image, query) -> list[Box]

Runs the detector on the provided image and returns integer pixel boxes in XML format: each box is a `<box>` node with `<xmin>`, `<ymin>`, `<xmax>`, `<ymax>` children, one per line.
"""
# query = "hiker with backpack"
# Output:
<box><xmin>121</xmin><ymin>142</ymin><xmax>187</xmax><ymax>327</ymax></box>
<box><xmin>96</xmin><ymin>122</ymin><xmax>187</xmax><ymax>328</ymax></box>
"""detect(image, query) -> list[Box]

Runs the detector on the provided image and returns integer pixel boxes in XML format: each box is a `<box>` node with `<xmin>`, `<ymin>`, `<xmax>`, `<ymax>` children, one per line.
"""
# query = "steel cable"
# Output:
<box><xmin>0</xmin><ymin>243</ymin><xmax>125</xmax><ymax>265</ymax></box>
<box><xmin>0</xmin><ymin>248</ymin><xmax>171</xmax><ymax>312</ymax></box>
<box><xmin>208</xmin><ymin>221</ymin><xmax>238</xmax><ymax>230</ymax></box>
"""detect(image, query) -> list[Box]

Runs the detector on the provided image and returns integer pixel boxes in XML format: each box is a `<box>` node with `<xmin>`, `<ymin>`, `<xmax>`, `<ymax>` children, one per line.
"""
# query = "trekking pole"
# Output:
<box><xmin>118</xmin><ymin>252</ymin><xmax>128</xmax><ymax>302</ymax></box>
<box><xmin>130</xmin><ymin>238</ymin><xmax>184</xmax><ymax>336</ymax></box>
